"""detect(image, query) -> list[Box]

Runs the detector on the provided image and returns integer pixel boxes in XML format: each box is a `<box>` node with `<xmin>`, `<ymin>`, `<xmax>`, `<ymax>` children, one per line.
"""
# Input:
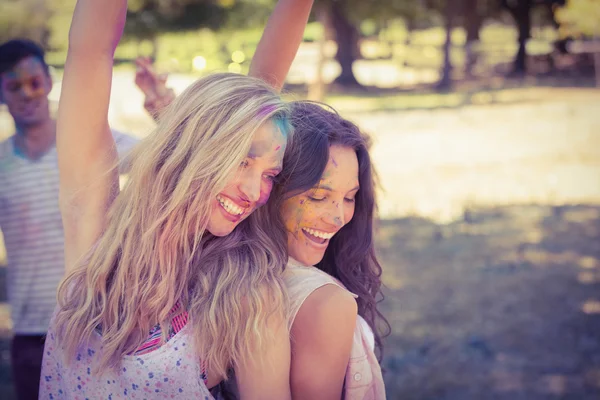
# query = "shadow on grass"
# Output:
<box><xmin>379</xmin><ymin>204</ymin><xmax>600</xmax><ymax>400</ymax></box>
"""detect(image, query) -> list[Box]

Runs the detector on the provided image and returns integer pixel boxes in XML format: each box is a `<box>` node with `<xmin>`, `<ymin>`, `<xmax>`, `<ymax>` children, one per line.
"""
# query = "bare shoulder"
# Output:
<box><xmin>293</xmin><ymin>284</ymin><xmax>358</xmax><ymax>342</ymax></box>
<box><xmin>289</xmin><ymin>283</ymin><xmax>357</xmax><ymax>398</ymax></box>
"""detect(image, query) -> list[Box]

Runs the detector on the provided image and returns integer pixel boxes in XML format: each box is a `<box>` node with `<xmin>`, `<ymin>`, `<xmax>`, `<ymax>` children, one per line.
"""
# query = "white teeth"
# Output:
<box><xmin>217</xmin><ymin>195</ymin><xmax>244</xmax><ymax>216</ymax></box>
<box><xmin>303</xmin><ymin>228</ymin><xmax>335</xmax><ymax>240</ymax></box>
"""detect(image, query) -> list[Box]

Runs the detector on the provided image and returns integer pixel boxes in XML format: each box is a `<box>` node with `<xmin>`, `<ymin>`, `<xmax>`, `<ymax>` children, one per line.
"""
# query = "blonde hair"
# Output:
<box><xmin>54</xmin><ymin>73</ymin><xmax>292</xmax><ymax>378</ymax></box>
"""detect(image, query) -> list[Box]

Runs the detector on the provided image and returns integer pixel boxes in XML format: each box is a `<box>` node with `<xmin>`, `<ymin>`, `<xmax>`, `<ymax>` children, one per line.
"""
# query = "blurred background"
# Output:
<box><xmin>1</xmin><ymin>0</ymin><xmax>599</xmax><ymax>398</ymax></box>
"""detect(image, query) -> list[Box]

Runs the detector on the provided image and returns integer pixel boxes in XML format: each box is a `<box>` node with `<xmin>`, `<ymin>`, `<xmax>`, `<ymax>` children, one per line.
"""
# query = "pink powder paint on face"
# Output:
<box><xmin>274</xmin><ymin>145</ymin><xmax>281</xmax><ymax>151</ymax></box>
<box><xmin>257</xmin><ymin>181</ymin><xmax>274</xmax><ymax>207</ymax></box>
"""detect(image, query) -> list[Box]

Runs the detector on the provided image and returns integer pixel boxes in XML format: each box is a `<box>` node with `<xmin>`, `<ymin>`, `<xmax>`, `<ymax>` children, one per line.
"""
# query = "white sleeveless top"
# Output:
<box><xmin>285</xmin><ymin>258</ymin><xmax>375</xmax><ymax>350</ymax></box>
<box><xmin>40</xmin><ymin>320</ymin><xmax>214</xmax><ymax>399</ymax></box>
<box><xmin>283</xmin><ymin>258</ymin><xmax>386</xmax><ymax>400</ymax></box>
<box><xmin>210</xmin><ymin>259</ymin><xmax>387</xmax><ymax>400</ymax></box>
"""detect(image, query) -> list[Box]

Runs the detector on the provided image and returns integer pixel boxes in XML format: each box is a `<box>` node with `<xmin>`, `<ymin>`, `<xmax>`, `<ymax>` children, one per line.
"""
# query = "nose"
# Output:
<box><xmin>238</xmin><ymin>173</ymin><xmax>261</xmax><ymax>204</ymax></box>
<box><xmin>322</xmin><ymin>200</ymin><xmax>345</xmax><ymax>228</ymax></box>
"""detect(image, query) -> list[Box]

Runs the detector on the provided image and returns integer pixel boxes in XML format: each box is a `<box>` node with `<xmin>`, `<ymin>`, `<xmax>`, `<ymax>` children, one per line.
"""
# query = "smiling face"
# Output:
<box><xmin>206</xmin><ymin>119</ymin><xmax>287</xmax><ymax>237</ymax></box>
<box><xmin>281</xmin><ymin>145</ymin><xmax>359</xmax><ymax>266</ymax></box>
<box><xmin>0</xmin><ymin>56</ymin><xmax>52</xmax><ymax>128</ymax></box>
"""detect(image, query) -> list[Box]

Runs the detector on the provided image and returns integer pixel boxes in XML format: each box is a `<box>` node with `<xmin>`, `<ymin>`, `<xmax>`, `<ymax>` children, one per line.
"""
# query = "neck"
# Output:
<box><xmin>14</xmin><ymin>118</ymin><xmax>56</xmax><ymax>160</ymax></box>
<box><xmin>288</xmin><ymin>257</ymin><xmax>312</xmax><ymax>267</ymax></box>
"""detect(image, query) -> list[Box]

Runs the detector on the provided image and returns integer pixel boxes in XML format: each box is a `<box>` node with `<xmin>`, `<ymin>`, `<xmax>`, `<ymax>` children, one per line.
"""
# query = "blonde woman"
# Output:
<box><xmin>39</xmin><ymin>0</ymin><xmax>313</xmax><ymax>399</ymax></box>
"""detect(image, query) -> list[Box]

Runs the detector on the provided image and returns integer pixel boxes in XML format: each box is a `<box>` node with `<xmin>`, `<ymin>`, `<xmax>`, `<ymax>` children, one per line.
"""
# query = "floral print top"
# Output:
<box><xmin>40</xmin><ymin>315</ymin><xmax>213</xmax><ymax>399</ymax></box>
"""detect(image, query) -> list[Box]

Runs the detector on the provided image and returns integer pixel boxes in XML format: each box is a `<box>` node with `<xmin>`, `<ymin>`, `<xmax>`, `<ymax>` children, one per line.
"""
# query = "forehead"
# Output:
<box><xmin>2</xmin><ymin>56</ymin><xmax>46</xmax><ymax>81</ymax></box>
<box><xmin>319</xmin><ymin>145</ymin><xmax>359</xmax><ymax>188</ymax></box>
<box><xmin>248</xmin><ymin>120</ymin><xmax>287</xmax><ymax>159</ymax></box>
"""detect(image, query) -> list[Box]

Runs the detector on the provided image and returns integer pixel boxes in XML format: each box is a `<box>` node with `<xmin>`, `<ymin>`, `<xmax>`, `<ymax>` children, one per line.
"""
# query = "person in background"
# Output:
<box><xmin>0</xmin><ymin>38</ymin><xmax>169</xmax><ymax>400</ymax></box>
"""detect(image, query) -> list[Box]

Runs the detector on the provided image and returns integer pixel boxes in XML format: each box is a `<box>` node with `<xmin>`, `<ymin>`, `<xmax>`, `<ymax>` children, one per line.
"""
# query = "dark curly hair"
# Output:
<box><xmin>273</xmin><ymin>100</ymin><xmax>391</xmax><ymax>360</ymax></box>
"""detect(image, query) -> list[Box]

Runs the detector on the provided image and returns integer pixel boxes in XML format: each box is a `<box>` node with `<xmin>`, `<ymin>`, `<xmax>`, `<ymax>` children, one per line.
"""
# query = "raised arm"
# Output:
<box><xmin>57</xmin><ymin>0</ymin><xmax>127</xmax><ymax>272</ymax></box>
<box><xmin>134</xmin><ymin>0</ymin><xmax>313</xmax><ymax>112</ymax></box>
<box><xmin>249</xmin><ymin>0</ymin><xmax>314</xmax><ymax>92</ymax></box>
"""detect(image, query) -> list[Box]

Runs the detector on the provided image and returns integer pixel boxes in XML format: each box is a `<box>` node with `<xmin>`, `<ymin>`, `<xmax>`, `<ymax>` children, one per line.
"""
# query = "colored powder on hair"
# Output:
<box><xmin>256</xmin><ymin>104</ymin><xmax>278</xmax><ymax>119</ymax></box>
<box><xmin>272</xmin><ymin>115</ymin><xmax>291</xmax><ymax>138</ymax></box>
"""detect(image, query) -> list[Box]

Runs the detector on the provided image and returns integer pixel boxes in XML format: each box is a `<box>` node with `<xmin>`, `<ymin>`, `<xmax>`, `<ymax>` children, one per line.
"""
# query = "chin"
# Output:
<box><xmin>295</xmin><ymin>252</ymin><xmax>326</xmax><ymax>266</ymax></box>
<box><xmin>207</xmin><ymin>226</ymin><xmax>235</xmax><ymax>237</ymax></box>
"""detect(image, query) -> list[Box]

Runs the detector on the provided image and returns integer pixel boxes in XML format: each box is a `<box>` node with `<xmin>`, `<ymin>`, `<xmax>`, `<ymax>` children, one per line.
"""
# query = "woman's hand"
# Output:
<box><xmin>134</xmin><ymin>57</ymin><xmax>176</xmax><ymax>120</ymax></box>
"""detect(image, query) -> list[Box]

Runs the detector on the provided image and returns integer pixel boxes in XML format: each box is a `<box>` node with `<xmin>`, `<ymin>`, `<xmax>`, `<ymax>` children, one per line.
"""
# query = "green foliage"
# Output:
<box><xmin>0</xmin><ymin>0</ymin><xmax>51</xmax><ymax>44</ymax></box>
<box><xmin>555</xmin><ymin>0</ymin><xmax>600</xmax><ymax>37</ymax></box>
<box><xmin>124</xmin><ymin>1</ymin><xmax>228</xmax><ymax>40</ymax></box>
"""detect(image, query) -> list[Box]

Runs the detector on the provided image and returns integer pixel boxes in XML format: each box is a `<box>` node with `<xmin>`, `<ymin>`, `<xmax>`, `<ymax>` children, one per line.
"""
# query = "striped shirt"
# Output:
<box><xmin>131</xmin><ymin>301</ymin><xmax>189</xmax><ymax>356</ymax></box>
<box><xmin>127</xmin><ymin>301</ymin><xmax>207</xmax><ymax>383</ymax></box>
<box><xmin>0</xmin><ymin>131</ymin><xmax>138</xmax><ymax>334</ymax></box>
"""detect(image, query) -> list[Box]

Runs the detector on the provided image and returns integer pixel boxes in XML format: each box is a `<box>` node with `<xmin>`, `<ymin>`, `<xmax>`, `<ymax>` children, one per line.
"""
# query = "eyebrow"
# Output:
<box><xmin>245</xmin><ymin>155</ymin><xmax>282</xmax><ymax>173</ymax></box>
<box><xmin>314</xmin><ymin>184</ymin><xmax>360</xmax><ymax>192</ymax></box>
<box><xmin>248</xmin><ymin>141</ymin><xmax>271</xmax><ymax>158</ymax></box>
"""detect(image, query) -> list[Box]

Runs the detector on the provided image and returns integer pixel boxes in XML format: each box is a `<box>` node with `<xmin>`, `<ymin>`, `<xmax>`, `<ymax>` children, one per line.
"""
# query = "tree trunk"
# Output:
<box><xmin>308</xmin><ymin>5</ymin><xmax>329</xmax><ymax>101</ymax></box>
<box><xmin>503</xmin><ymin>0</ymin><xmax>532</xmax><ymax>74</ymax></box>
<box><xmin>151</xmin><ymin>36</ymin><xmax>159</xmax><ymax>62</ymax></box>
<box><xmin>463</xmin><ymin>0</ymin><xmax>482</xmax><ymax>76</ymax></box>
<box><xmin>595</xmin><ymin>36</ymin><xmax>600</xmax><ymax>88</ymax></box>
<box><xmin>438</xmin><ymin>0</ymin><xmax>455</xmax><ymax>90</ymax></box>
<box><xmin>330</xmin><ymin>0</ymin><xmax>361</xmax><ymax>87</ymax></box>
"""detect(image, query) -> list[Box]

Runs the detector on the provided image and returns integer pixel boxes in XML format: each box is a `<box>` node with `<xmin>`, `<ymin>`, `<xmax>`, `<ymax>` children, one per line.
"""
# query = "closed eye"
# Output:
<box><xmin>263</xmin><ymin>173</ymin><xmax>278</xmax><ymax>182</ymax></box>
<box><xmin>264</xmin><ymin>166</ymin><xmax>282</xmax><ymax>182</ymax></box>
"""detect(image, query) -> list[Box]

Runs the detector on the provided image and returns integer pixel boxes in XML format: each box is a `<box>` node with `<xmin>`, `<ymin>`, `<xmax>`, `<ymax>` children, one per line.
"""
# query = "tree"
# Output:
<box><xmin>555</xmin><ymin>0</ymin><xmax>600</xmax><ymax>85</ymax></box>
<box><xmin>437</xmin><ymin>0</ymin><xmax>456</xmax><ymax>89</ymax></box>
<box><xmin>328</xmin><ymin>0</ymin><xmax>361</xmax><ymax>86</ymax></box>
<box><xmin>555</xmin><ymin>0</ymin><xmax>600</xmax><ymax>37</ymax></box>
<box><xmin>501</xmin><ymin>0</ymin><xmax>566</xmax><ymax>74</ymax></box>
<box><xmin>462</xmin><ymin>0</ymin><xmax>490</xmax><ymax>76</ymax></box>
<box><xmin>124</xmin><ymin>0</ymin><xmax>229</xmax><ymax>57</ymax></box>
<box><xmin>123</xmin><ymin>0</ymin><xmax>282</xmax><ymax>63</ymax></box>
<box><xmin>315</xmin><ymin>0</ymin><xmax>427</xmax><ymax>87</ymax></box>
<box><xmin>0</xmin><ymin>0</ymin><xmax>51</xmax><ymax>45</ymax></box>
<box><xmin>427</xmin><ymin>0</ymin><xmax>501</xmax><ymax>88</ymax></box>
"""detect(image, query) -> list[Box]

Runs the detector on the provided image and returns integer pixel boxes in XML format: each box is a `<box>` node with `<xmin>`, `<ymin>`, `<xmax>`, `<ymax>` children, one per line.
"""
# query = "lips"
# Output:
<box><xmin>20</xmin><ymin>101</ymin><xmax>40</xmax><ymax>116</ymax></box>
<box><xmin>216</xmin><ymin>194</ymin><xmax>252</xmax><ymax>224</ymax></box>
<box><xmin>217</xmin><ymin>194</ymin><xmax>245</xmax><ymax>216</ymax></box>
<box><xmin>302</xmin><ymin>227</ymin><xmax>336</xmax><ymax>245</ymax></box>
